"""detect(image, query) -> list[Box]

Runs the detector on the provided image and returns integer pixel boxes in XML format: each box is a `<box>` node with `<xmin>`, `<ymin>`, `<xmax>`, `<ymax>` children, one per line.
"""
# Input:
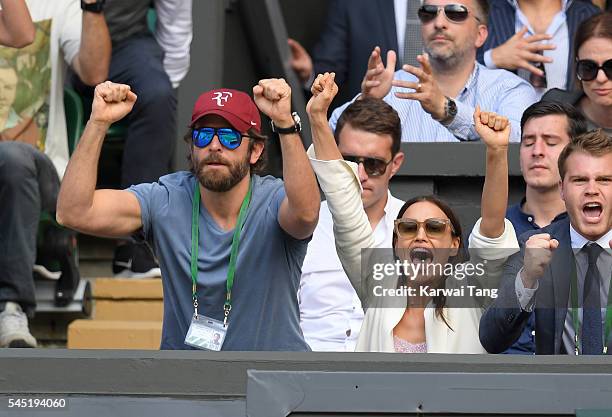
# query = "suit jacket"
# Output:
<box><xmin>480</xmin><ymin>217</ymin><xmax>576</xmax><ymax>354</ymax></box>
<box><xmin>478</xmin><ymin>0</ymin><xmax>600</xmax><ymax>90</ymax></box>
<box><xmin>312</xmin><ymin>0</ymin><xmax>400</xmax><ymax>103</ymax></box>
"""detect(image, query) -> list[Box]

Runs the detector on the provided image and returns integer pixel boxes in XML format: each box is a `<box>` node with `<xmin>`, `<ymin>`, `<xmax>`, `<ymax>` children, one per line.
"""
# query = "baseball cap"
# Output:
<box><xmin>190</xmin><ymin>89</ymin><xmax>261</xmax><ymax>134</ymax></box>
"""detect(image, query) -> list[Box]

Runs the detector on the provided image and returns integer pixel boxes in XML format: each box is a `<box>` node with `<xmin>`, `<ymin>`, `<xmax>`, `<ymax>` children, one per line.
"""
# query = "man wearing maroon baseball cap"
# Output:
<box><xmin>57</xmin><ymin>79</ymin><xmax>320</xmax><ymax>351</ymax></box>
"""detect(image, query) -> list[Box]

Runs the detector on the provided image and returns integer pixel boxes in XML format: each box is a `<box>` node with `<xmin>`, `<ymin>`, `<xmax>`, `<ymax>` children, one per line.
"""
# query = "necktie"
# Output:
<box><xmin>582</xmin><ymin>243</ymin><xmax>603</xmax><ymax>354</ymax></box>
<box><xmin>403</xmin><ymin>0</ymin><xmax>423</xmax><ymax>67</ymax></box>
<box><xmin>529</xmin><ymin>51</ymin><xmax>548</xmax><ymax>89</ymax></box>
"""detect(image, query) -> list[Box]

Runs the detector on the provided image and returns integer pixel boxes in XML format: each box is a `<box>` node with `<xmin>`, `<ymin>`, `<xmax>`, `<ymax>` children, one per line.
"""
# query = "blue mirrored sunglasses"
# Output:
<box><xmin>191</xmin><ymin>127</ymin><xmax>252</xmax><ymax>150</ymax></box>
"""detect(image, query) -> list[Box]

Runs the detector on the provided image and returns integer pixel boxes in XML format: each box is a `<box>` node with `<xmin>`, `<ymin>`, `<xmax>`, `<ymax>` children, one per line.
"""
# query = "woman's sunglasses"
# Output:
<box><xmin>394</xmin><ymin>218</ymin><xmax>454</xmax><ymax>239</ymax></box>
<box><xmin>417</xmin><ymin>4</ymin><xmax>479</xmax><ymax>24</ymax></box>
<box><xmin>191</xmin><ymin>127</ymin><xmax>252</xmax><ymax>150</ymax></box>
<box><xmin>576</xmin><ymin>59</ymin><xmax>612</xmax><ymax>82</ymax></box>
<box><xmin>342</xmin><ymin>155</ymin><xmax>392</xmax><ymax>177</ymax></box>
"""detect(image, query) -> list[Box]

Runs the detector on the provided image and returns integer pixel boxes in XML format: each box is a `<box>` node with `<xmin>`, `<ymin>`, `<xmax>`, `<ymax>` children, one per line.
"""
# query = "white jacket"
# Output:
<box><xmin>308</xmin><ymin>147</ymin><xmax>519</xmax><ymax>353</ymax></box>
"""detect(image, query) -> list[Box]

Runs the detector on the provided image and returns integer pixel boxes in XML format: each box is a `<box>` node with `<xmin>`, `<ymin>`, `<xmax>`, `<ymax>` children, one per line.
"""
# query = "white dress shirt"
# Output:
<box><xmin>299</xmin><ymin>192</ymin><xmax>405</xmax><ymax>351</ymax></box>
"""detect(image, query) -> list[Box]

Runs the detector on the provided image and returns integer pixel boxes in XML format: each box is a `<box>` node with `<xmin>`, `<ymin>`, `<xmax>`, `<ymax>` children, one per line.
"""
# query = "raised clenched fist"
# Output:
<box><xmin>252</xmin><ymin>78</ymin><xmax>293</xmax><ymax>128</ymax></box>
<box><xmin>307</xmin><ymin>72</ymin><xmax>338</xmax><ymax>117</ymax></box>
<box><xmin>521</xmin><ymin>233</ymin><xmax>559</xmax><ymax>288</ymax></box>
<box><xmin>474</xmin><ymin>106</ymin><xmax>510</xmax><ymax>150</ymax></box>
<box><xmin>90</xmin><ymin>81</ymin><xmax>137</xmax><ymax>126</ymax></box>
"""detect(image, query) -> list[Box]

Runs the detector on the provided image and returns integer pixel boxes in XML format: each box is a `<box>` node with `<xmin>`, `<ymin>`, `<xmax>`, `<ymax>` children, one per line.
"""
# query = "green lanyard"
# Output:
<box><xmin>190</xmin><ymin>177</ymin><xmax>252</xmax><ymax>326</ymax></box>
<box><xmin>569</xmin><ymin>251</ymin><xmax>612</xmax><ymax>355</ymax></box>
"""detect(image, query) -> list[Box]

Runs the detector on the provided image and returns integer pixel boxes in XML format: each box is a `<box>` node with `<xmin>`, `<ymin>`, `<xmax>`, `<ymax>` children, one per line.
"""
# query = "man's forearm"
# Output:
<box><xmin>480</xmin><ymin>147</ymin><xmax>508</xmax><ymax>238</ymax></box>
<box><xmin>75</xmin><ymin>9</ymin><xmax>111</xmax><ymax>85</ymax></box>
<box><xmin>0</xmin><ymin>0</ymin><xmax>34</xmax><ymax>47</ymax></box>
<box><xmin>279</xmin><ymin>132</ymin><xmax>320</xmax><ymax>222</ymax></box>
<box><xmin>56</xmin><ymin>120</ymin><xmax>109</xmax><ymax>226</ymax></box>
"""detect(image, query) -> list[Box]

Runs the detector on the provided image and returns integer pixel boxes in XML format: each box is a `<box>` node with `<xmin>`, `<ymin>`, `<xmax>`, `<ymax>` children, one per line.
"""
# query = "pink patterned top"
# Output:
<box><xmin>393</xmin><ymin>335</ymin><xmax>427</xmax><ymax>353</ymax></box>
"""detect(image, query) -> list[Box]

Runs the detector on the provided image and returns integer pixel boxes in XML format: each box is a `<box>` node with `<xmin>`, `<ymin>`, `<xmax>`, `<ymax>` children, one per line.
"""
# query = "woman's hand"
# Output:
<box><xmin>474</xmin><ymin>106</ymin><xmax>510</xmax><ymax>151</ymax></box>
<box><xmin>306</xmin><ymin>72</ymin><xmax>339</xmax><ymax>118</ymax></box>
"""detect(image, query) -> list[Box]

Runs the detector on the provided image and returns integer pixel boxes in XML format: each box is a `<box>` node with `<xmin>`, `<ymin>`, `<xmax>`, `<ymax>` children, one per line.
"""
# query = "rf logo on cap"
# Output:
<box><xmin>212</xmin><ymin>91</ymin><xmax>233</xmax><ymax>107</ymax></box>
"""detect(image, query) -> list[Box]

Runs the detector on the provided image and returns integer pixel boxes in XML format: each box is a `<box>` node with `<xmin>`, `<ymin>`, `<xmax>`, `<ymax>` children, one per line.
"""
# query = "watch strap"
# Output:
<box><xmin>81</xmin><ymin>0</ymin><xmax>105</xmax><ymax>13</ymax></box>
<box><xmin>271</xmin><ymin>112</ymin><xmax>302</xmax><ymax>134</ymax></box>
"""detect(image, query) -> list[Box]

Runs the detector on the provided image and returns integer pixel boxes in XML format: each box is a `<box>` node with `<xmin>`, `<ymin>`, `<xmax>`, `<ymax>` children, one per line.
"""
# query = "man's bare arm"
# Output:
<box><xmin>252</xmin><ymin>78</ymin><xmax>320</xmax><ymax>240</ymax></box>
<box><xmin>71</xmin><ymin>0</ymin><xmax>111</xmax><ymax>86</ymax></box>
<box><xmin>0</xmin><ymin>0</ymin><xmax>35</xmax><ymax>47</ymax></box>
<box><xmin>57</xmin><ymin>82</ymin><xmax>142</xmax><ymax>237</ymax></box>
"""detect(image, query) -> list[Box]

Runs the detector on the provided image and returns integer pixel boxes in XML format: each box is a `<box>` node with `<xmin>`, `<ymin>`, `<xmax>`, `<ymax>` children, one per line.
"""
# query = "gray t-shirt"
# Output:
<box><xmin>129</xmin><ymin>172</ymin><xmax>310</xmax><ymax>351</ymax></box>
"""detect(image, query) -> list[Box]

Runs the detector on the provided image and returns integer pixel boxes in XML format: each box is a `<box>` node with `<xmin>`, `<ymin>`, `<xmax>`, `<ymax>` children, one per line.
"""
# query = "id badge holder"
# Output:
<box><xmin>184</xmin><ymin>315</ymin><xmax>227</xmax><ymax>351</ymax></box>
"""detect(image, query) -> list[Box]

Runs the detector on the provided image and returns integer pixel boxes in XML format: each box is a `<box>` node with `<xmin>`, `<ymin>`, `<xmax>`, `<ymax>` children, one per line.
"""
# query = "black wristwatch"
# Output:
<box><xmin>271</xmin><ymin>112</ymin><xmax>302</xmax><ymax>135</ymax></box>
<box><xmin>81</xmin><ymin>0</ymin><xmax>105</xmax><ymax>13</ymax></box>
<box><xmin>440</xmin><ymin>96</ymin><xmax>457</xmax><ymax>125</ymax></box>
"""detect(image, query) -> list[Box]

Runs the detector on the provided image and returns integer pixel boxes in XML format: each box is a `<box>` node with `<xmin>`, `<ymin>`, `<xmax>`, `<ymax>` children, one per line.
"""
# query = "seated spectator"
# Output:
<box><xmin>480</xmin><ymin>129</ymin><xmax>612</xmax><ymax>355</ymax></box>
<box><xmin>73</xmin><ymin>0</ymin><xmax>193</xmax><ymax>278</ymax></box>
<box><xmin>542</xmin><ymin>12</ymin><xmax>612</xmax><ymax>135</ymax></box>
<box><xmin>0</xmin><ymin>0</ymin><xmax>110</xmax><ymax>348</ymax></box>
<box><xmin>299</xmin><ymin>97</ymin><xmax>405</xmax><ymax>351</ymax></box>
<box><xmin>288</xmin><ymin>0</ymin><xmax>422</xmax><ymax>103</ymax></box>
<box><xmin>330</xmin><ymin>0</ymin><xmax>538</xmax><ymax>142</ymax></box>
<box><xmin>504</xmin><ymin>101</ymin><xmax>588</xmax><ymax>354</ymax></box>
<box><xmin>56</xmin><ymin>80</ymin><xmax>320</xmax><ymax>350</ymax></box>
<box><xmin>478</xmin><ymin>0</ymin><xmax>599</xmax><ymax>98</ymax></box>
<box><xmin>307</xmin><ymin>72</ymin><xmax>518</xmax><ymax>353</ymax></box>
<box><xmin>0</xmin><ymin>0</ymin><xmax>34</xmax><ymax>47</ymax></box>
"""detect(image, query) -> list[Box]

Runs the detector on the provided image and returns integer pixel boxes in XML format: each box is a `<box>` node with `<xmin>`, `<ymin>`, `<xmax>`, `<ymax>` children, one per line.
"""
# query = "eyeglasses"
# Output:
<box><xmin>576</xmin><ymin>59</ymin><xmax>612</xmax><ymax>82</ymax></box>
<box><xmin>417</xmin><ymin>4</ymin><xmax>479</xmax><ymax>24</ymax></box>
<box><xmin>191</xmin><ymin>127</ymin><xmax>252</xmax><ymax>150</ymax></box>
<box><xmin>342</xmin><ymin>155</ymin><xmax>392</xmax><ymax>177</ymax></box>
<box><xmin>394</xmin><ymin>218</ymin><xmax>454</xmax><ymax>239</ymax></box>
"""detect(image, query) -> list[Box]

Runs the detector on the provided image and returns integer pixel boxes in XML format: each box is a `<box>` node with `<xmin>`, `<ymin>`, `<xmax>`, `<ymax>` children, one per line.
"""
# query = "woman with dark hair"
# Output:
<box><xmin>542</xmin><ymin>12</ymin><xmax>612</xmax><ymax>135</ymax></box>
<box><xmin>305</xmin><ymin>73</ymin><xmax>519</xmax><ymax>353</ymax></box>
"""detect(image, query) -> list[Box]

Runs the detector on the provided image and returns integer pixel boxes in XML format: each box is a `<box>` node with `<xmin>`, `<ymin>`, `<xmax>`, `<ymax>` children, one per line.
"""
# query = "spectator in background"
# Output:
<box><xmin>542</xmin><ymin>12</ymin><xmax>612</xmax><ymax>136</ymax></box>
<box><xmin>330</xmin><ymin>0</ymin><xmax>538</xmax><ymax>142</ymax></box>
<box><xmin>0</xmin><ymin>0</ymin><xmax>35</xmax><ymax>48</ymax></box>
<box><xmin>57</xmin><ymin>79</ymin><xmax>320</xmax><ymax>350</ymax></box>
<box><xmin>478</xmin><ymin>0</ymin><xmax>599</xmax><ymax>98</ymax></box>
<box><xmin>299</xmin><ymin>97</ymin><xmax>405</xmax><ymax>351</ymax></box>
<box><xmin>0</xmin><ymin>0</ymin><xmax>110</xmax><ymax>348</ymax></box>
<box><xmin>288</xmin><ymin>0</ymin><xmax>423</xmax><ymax>104</ymax></box>
<box><xmin>480</xmin><ymin>130</ymin><xmax>612</xmax><ymax>355</ymax></box>
<box><xmin>504</xmin><ymin>101</ymin><xmax>588</xmax><ymax>354</ymax></box>
<box><xmin>73</xmin><ymin>0</ymin><xmax>193</xmax><ymax>278</ymax></box>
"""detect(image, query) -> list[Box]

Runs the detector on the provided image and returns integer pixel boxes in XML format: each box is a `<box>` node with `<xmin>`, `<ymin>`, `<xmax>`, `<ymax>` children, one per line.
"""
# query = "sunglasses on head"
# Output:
<box><xmin>417</xmin><ymin>4</ymin><xmax>478</xmax><ymax>24</ymax></box>
<box><xmin>394</xmin><ymin>218</ymin><xmax>454</xmax><ymax>239</ymax></box>
<box><xmin>191</xmin><ymin>127</ymin><xmax>252</xmax><ymax>150</ymax></box>
<box><xmin>342</xmin><ymin>155</ymin><xmax>392</xmax><ymax>177</ymax></box>
<box><xmin>576</xmin><ymin>59</ymin><xmax>612</xmax><ymax>82</ymax></box>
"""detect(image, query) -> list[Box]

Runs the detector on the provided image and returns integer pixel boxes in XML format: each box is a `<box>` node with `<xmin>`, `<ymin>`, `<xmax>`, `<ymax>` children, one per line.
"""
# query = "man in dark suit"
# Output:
<box><xmin>477</xmin><ymin>0</ymin><xmax>599</xmax><ymax>93</ymax></box>
<box><xmin>289</xmin><ymin>0</ymin><xmax>412</xmax><ymax>104</ymax></box>
<box><xmin>480</xmin><ymin>130</ymin><xmax>612</xmax><ymax>354</ymax></box>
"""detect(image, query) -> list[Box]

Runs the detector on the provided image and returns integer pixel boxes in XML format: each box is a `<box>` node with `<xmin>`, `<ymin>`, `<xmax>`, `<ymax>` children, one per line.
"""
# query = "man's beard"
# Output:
<box><xmin>194</xmin><ymin>152</ymin><xmax>250</xmax><ymax>192</ymax></box>
<box><xmin>424</xmin><ymin>31</ymin><xmax>471</xmax><ymax>72</ymax></box>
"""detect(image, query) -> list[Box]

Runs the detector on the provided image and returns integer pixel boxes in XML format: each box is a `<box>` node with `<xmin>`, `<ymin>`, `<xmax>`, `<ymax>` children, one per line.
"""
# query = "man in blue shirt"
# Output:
<box><xmin>56</xmin><ymin>80</ymin><xmax>320</xmax><ymax>350</ymax></box>
<box><xmin>330</xmin><ymin>0</ymin><xmax>538</xmax><ymax>142</ymax></box>
<box><xmin>504</xmin><ymin>100</ymin><xmax>587</xmax><ymax>353</ymax></box>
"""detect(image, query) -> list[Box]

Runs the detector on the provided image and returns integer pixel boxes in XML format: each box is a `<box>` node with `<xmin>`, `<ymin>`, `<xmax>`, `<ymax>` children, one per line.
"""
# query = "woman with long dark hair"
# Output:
<box><xmin>305</xmin><ymin>73</ymin><xmax>518</xmax><ymax>353</ymax></box>
<box><xmin>543</xmin><ymin>12</ymin><xmax>612</xmax><ymax>134</ymax></box>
